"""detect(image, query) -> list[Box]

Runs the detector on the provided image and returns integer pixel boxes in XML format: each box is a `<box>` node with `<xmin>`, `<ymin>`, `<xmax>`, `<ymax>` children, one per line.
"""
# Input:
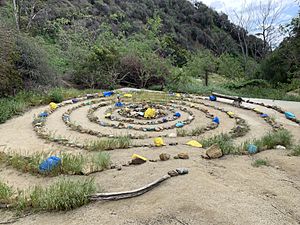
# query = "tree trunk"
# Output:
<box><xmin>12</xmin><ymin>0</ymin><xmax>20</xmax><ymax>31</ymax></box>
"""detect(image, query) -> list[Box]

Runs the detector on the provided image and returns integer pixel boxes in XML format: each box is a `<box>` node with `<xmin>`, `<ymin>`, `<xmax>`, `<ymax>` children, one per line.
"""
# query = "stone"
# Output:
<box><xmin>168</xmin><ymin>133</ymin><xmax>177</xmax><ymax>138</ymax></box>
<box><xmin>159</xmin><ymin>153</ymin><xmax>171</xmax><ymax>161</ymax></box>
<box><xmin>130</xmin><ymin>156</ymin><xmax>147</xmax><ymax>165</ymax></box>
<box><xmin>177</xmin><ymin>152</ymin><xmax>189</xmax><ymax>159</ymax></box>
<box><xmin>168</xmin><ymin>170</ymin><xmax>179</xmax><ymax>177</ymax></box>
<box><xmin>116</xmin><ymin>165</ymin><xmax>122</xmax><ymax>171</ymax></box>
<box><xmin>275</xmin><ymin>145</ymin><xmax>286</xmax><ymax>150</ymax></box>
<box><xmin>176</xmin><ymin>168</ymin><xmax>189</xmax><ymax>175</ymax></box>
<box><xmin>205</xmin><ymin>144</ymin><xmax>223</xmax><ymax>159</ymax></box>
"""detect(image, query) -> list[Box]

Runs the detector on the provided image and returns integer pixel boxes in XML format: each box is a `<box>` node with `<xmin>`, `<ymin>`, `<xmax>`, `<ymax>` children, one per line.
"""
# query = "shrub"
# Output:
<box><xmin>15</xmin><ymin>35</ymin><xmax>58</xmax><ymax>88</ymax></box>
<box><xmin>217</xmin><ymin>53</ymin><xmax>244</xmax><ymax>79</ymax></box>
<box><xmin>49</xmin><ymin>88</ymin><xmax>64</xmax><ymax>103</ymax></box>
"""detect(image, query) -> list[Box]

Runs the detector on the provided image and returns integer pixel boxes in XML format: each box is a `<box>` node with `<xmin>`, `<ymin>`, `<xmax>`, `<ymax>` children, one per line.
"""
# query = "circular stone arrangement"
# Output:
<box><xmin>31</xmin><ymin>90</ymin><xmax>298</xmax><ymax>153</ymax></box>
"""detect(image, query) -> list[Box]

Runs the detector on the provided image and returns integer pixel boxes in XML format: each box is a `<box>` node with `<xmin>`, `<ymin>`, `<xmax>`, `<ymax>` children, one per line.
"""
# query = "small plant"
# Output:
<box><xmin>0</xmin><ymin>181</ymin><xmax>14</xmax><ymax>204</ymax></box>
<box><xmin>29</xmin><ymin>179</ymin><xmax>96</xmax><ymax>211</ymax></box>
<box><xmin>252</xmin><ymin>159</ymin><xmax>269</xmax><ymax>167</ymax></box>
<box><xmin>291</xmin><ymin>145</ymin><xmax>300</xmax><ymax>156</ymax></box>
<box><xmin>86</xmin><ymin>136</ymin><xmax>131</xmax><ymax>151</ymax></box>
<box><xmin>48</xmin><ymin>88</ymin><xmax>64</xmax><ymax>103</ymax></box>
<box><xmin>60</xmin><ymin>153</ymin><xmax>85</xmax><ymax>175</ymax></box>
<box><xmin>200</xmin><ymin>134</ymin><xmax>238</xmax><ymax>155</ymax></box>
<box><xmin>254</xmin><ymin>129</ymin><xmax>292</xmax><ymax>150</ymax></box>
<box><xmin>93</xmin><ymin>152</ymin><xmax>111</xmax><ymax>169</ymax></box>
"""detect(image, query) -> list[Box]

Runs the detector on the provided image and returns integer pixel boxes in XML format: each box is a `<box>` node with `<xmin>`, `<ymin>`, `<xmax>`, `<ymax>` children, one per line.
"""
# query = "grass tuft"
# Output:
<box><xmin>291</xmin><ymin>145</ymin><xmax>300</xmax><ymax>156</ymax></box>
<box><xmin>86</xmin><ymin>136</ymin><xmax>131</xmax><ymax>151</ymax></box>
<box><xmin>0</xmin><ymin>181</ymin><xmax>14</xmax><ymax>204</ymax></box>
<box><xmin>254</xmin><ymin>129</ymin><xmax>293</xmax><ymax>150</ymax></box>
<box><xmin>200</xmin><ymin>134</ymin><xmax>238</xmax><ymax>155</ymax></box>
<box><xmin>252</xmin><ymin>159</ymin><xmax>269</xmax><ymax>167</ymax></box>
<box><xmin>29</xmin><ymin>179</ymin><xmax>96</xmax><ymax>211</ymax></box>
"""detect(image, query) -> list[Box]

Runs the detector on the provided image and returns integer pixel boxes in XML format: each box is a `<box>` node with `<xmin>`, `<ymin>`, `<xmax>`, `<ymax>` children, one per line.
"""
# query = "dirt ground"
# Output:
<box><xmin>0</xmin><ymin>91</ymin><xmax>299</xmax><ymax>225</ymax></box>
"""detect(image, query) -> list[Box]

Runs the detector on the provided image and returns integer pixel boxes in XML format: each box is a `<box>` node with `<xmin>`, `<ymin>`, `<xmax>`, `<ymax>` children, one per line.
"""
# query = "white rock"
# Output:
<box><xmin>168</xmin><ymin>133</ymin><xmax>177</xmax><ymax>138</ymax></box>
<box><xmin>275</xmin><ymin>145</ymin><xmax>286</xmax><ymax>150</ymax></box>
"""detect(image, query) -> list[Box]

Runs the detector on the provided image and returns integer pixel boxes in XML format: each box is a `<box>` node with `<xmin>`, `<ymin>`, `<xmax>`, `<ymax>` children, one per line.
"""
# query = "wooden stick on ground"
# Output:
<box><xmin>89</xmin><ymin>175</ymin><xmax>171</xmax><ymax>201</ymax></box>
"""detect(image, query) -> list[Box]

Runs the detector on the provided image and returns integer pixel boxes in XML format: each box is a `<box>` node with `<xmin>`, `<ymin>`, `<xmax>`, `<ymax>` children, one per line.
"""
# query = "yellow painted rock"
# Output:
<box><xmin>186</xmin><ymin>140</ymin><xmax>203</xmax><ymax>148</ymax></box>
<box><xmin>227</xmin><ymin>111</ymin><xmax>235</xmax><ymax>117</ymax></box>
<box><xmin>124</xmin><ymin>93</ymin><xmax>133</xmax><ymax>98</ymax></box>
<box><xmin>144</xmin><ymin>108</ymin><xmax>156</xmax><ymax>118</ymax></box>
<box><xmin>49</xmin><ymin>102</ymin><xmax>58</xmax><ymax>110</ymax></box>
<box><xmin>154</xmin><ymin>137</ymin><xmax>165</xmax><ymax>147</ymax></box>
<box><xmin>104</xmin><ymin>113</ymin><xmax>112</xmax><ymax>118</ymax></box>
<box><xmin>253</xmin><ymin>108</ymin><xmax>262</xmax><ymax>114</ymax></box>
<box><xmin>176</xmin><ymin>93</ymin><xmax>181</xmax><ymax>97</ymax></box>
<box><xmin>131</xmin><ymin>154</ymin><xmax>147</xmax><ymax>161</ymax></box>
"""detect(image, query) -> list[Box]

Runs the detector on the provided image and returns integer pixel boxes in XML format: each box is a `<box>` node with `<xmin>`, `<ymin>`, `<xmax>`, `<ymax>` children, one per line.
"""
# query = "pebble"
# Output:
<box><xmin>176</xmin><ymin>168</ymin><xmax>189</xmax><ymax>175</ymax></box>
<box><xmin>177</xmin><ymin>153</ymin><xmax>189</xmax><ymax>159</ymax></box>
<box><xmin>159</xmin><ymin>153</ymin><xmax>171</xmax><ymax>161</ymax></box>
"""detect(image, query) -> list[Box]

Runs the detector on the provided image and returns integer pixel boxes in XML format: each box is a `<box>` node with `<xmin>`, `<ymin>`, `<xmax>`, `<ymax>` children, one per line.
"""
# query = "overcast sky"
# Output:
<box><xmin>199</xmin><ymin>0</ymin><xmax>299</xmax><ymax>25</ymax></box>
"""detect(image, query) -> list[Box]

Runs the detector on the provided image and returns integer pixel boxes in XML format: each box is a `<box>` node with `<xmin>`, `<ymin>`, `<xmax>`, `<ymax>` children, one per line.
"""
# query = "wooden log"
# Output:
<box><xmin>212</xmin><ymin>92</ymin><xmax>244</xmax><ymax>102</ymax></box>
<box><xmin>89</xmin><ymin>175</ymin><xmax>171</xmax><ymax>201</ymax></box>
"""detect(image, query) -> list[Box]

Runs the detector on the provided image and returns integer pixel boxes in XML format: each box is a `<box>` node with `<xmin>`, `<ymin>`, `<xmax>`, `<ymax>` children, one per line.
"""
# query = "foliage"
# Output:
<box><xmin>0</xmin><ymin>88</ymin><xmax>97</xmax><ymax>124</ymax></box>
<box><xmin>291</xmin><ymin>145</ymin><xmax>300</xmax><ymax>156</ymax></box>
<box><xmin>200</xmin><ymin>134</ymin><xmax>238</xmax><ymax>155</ymax></box>
<box><xmin>86</xmin><ymin>136</ymin><xmax>132</xmax><ymax>151</ymax></box>
<box><xmin>252</xmin><ymin>159</ymin><xmax>269</xmax><ymax>167</ymax></box>
<box><xmin>29</xmin><ymin>179</ymin><xmax>96</xmax><ymax>211</ymax></box>
<box><xmin>0</xmin><ymin>181</ymin><xmax>14</xmax><ymax>204</ymax></box>
<box><xmin>254</xmin><ymin>130</ymin><xmax>293</xmax><ymax>150</ymax></box>
<box><xmin>217</xmin><ymin>53</ymin><xmax>244</xmax><ymax>79</ymax></box>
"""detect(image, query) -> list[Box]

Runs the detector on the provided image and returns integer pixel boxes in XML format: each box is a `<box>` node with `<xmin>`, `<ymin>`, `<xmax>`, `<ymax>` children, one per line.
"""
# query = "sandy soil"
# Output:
<box><xmin>0</xmin><ymin>92</ymin><xmax>299</xmax><ymax>225</ymax></box>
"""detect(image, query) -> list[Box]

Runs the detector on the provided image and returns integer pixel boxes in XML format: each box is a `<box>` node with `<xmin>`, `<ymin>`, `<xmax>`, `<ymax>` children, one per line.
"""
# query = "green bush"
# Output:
<box><xmin>49</xmin><ymin>88</ymin><xmax>64</xmax><ymax>103</ymax></box>
<box><xmin>217</xmin><ymin>53</ymin><xmax>244</xmax><ymax>79</ymax></box>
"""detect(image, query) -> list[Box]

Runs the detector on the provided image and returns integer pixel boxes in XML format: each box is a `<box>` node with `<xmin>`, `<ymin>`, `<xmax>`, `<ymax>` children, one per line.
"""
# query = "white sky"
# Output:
<box><xmin>199</xmin><ymin>0</ymin><xmax>299</xmax><ymax>24</ymax></box>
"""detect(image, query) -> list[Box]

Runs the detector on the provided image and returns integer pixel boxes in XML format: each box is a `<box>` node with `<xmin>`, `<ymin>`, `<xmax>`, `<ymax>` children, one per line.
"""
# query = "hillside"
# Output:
<box><xmin>0</xmin><ymin>0</ymin><xmax>299</xmax><ymax>98</ymax></box>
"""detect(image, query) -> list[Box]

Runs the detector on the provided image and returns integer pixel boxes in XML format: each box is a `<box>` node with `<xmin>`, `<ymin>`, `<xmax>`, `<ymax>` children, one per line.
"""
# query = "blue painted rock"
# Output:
<box><xmin>39</xmin><ymin>156</ymin><xmax>61</xmax><ymax>173</ymax></box>
<box><xmin>247</xmin><ymin>144</ymin><xmax>258</xmax><ymax>154</ymax></box>
<box><xmin>212</xmin><ymin>117</ymin><xmax>220</xmax><ymax>124</ymax></box>
<box><xmin>209</xmin><ymin>95</ymin><xmax>217</xmax><ymax>101</ymax></box>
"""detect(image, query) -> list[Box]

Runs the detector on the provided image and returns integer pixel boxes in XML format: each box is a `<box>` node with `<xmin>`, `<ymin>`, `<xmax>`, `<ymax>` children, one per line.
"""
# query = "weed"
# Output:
<box><xmin>252</xmin><ymin>159</ymin><xmax>269</xmax><ymax>167</ymax></box>
<box><xmin>60</xmin><ymin>153</ymin><xmax>85</xmax><ymax>175</ymax></box>
<box><xmin>86</xmin><ymin>136</ymin><xmax>131</xmax><ymax>151</ymax></box>
<box><xmin>254</xmin><ymin>130</ymin><xmax>292</xmax><ymax>150</ymax></box>
<box><xmin>0</xmin><ymin>181</ymin><xmax>14</xmax><ymax>204</ymax></box>
<box><xmin>29</xmin><ymin>179</ymin><xmax>96</xmax><ymax>211</ymax></box>
<box><xmin>291</xmin><ymin>145</ymin><xmax>300</xmax><ymax>156</ymax></box>
<box><xmin>93</xmin><ymin>152</ymin><xmax>111</xmax><ymax>169</ymax></box>
<box><xmin>49</xmin><ymin>88</ymin><xmax>64</xmax><ymax>103</ymax></box>
<box><xmin>200</xmin><ymin>134</ymin><xmax>238</xmax><ymax>155</ymax></box>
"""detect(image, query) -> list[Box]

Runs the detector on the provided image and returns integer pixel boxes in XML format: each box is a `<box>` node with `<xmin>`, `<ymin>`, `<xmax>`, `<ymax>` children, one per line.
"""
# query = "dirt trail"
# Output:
<box><xmin>0</xmin><ymin>92</ymin><xmax>299</xmax><ymax>225</ymax></box>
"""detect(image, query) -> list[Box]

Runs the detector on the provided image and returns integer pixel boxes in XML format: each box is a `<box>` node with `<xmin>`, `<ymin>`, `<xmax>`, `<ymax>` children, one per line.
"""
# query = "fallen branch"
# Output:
<box><xmin>89</xmin><ymin>175</ymin><xmax>171</xmax><ymax>201</ymax></box>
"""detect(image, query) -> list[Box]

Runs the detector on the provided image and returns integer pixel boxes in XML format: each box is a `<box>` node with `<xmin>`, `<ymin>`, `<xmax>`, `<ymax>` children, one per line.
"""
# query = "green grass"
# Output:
<box><xmin>177</xmin><ymin>126</ymin><xmax>206</xmax><ymax>137</ymax></box>
<box><xmin>93</xmin><ymin>152</ymin><xmax>111</xmax><ymax>169</ymax></box>
<box><xmin>0</xmin><ymin>88</ymin><xmax>99</xmax><ymax>124</ymax></box>
<box><xmin>29</xmin><ymin>179</ymin><xmax>96</xmax><ymax>211</ymax></box>
<box><xmin>254</xmin><ymin>130</ymin><xmax>293</xmax><ymax>150</ymax></box>
<box><xmin>200</xmin><ymin>134</ymin><xmax>239</xmax><ymax>155</ymax></box>
<box><xmin>252</xmin><ymin>159</ymin><xmax>269</xmax><ymax>167</ymax></box>
<box><xmin>0</xmin><ymin>181</ymin><xmax>14</xmax><ymax>204</ymax></box>
<box><xmin>86</xmin><ymin>136</ymin><xmax>131</xmax><ymax>151</ymax></box>
<box><xmin>168</xmin><ymin>78</ymin><xmax>300</xmax><ymax>102</ymax></box>
<box><xmin>2</xmin><ymin>151</ymin><xmax>111</xmax><ymax>176</ymax></box>
<box><xmin>291</xmin><ymin>145</ymin><xmax>300</xmax><ymax>156</ymax></box>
